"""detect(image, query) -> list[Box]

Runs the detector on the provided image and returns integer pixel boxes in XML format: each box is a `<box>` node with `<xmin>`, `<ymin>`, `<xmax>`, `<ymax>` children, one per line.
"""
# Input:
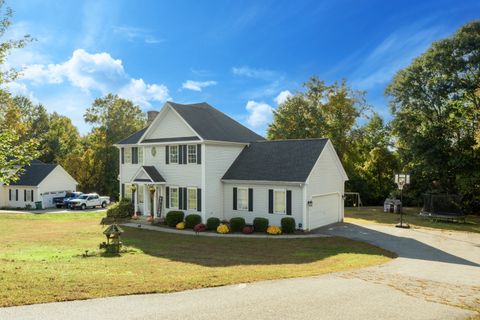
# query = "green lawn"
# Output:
<box><xmin>345</xmin><ymin>207</ymin><xmax>480</xmax><ymax>233</ymax></box>
<box><xmin>0</xmin><ymin>212</ymin><xmax>394</xmax><ymax>307</ymax></box>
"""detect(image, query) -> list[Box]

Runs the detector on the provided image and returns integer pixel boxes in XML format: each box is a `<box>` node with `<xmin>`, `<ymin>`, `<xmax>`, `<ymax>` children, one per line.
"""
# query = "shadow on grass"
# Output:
<box><xmin>120</xmin><ymin>226</ymin><xmax>396</xmax><ymax>267</ymax></box>
<box><xmin>315</xmin><ymin>222</ymin><xmax>480</xmax><ymax>267</ymax></box>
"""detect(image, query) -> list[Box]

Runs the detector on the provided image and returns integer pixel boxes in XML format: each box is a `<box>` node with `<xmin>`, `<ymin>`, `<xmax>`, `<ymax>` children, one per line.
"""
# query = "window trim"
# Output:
<box><xmin>169</xmin><ymin>186</ymin><xmax>179</xmax><ymax>209</ymax></box>
<box><xmin>273</xmin><ymin>189</ymin><xmax>287</xmax><ymax>215</ymax></box>
<box><xmin>169</xmin><ymin>145</ymin><xmax>179</xmax><ymax>164</ymax></box>
<box><xmin>187</xmin><ymin>145</ymin><xmax>197</xmax><ymax>164</ymax></box>
<box><xmin>187</xmin><ymin>187</ymin><xmax>197</xmax><ymax>210</ymax></box>
<box><xmin>237</xmin><ymin>187</ymin><xmax>249</xmax><ymax>211</ymax></box>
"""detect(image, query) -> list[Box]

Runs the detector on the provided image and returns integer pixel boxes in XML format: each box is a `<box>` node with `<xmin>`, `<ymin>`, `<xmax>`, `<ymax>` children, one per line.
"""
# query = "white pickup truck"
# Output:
<box><xmin>69</xmin><ymin>193</ymin><xmax>110</xmax><ymax>210</ymax></box>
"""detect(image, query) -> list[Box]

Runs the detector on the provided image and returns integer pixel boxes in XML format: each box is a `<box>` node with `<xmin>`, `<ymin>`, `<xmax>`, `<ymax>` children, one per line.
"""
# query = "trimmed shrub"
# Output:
<box><xmin>253</xmin><ymin>217</ymin><xmax>269</xmax><ymax>233</ymax></box>
<box><xmin>242</xmin><ymin>225</ymin><xmax>254</xmax><ymax>234</ymax></box>
<box><xmin>206</xmin><ymin>217</ymin><xmax>221</xmax><ymax>230</ymax></box>
<box><xmin>267</xmin><ymin>225</ymin><xmax>282</xmax><ymax>235</ymax></box>
<box><xmin>194</xmin><ymin>223</ymin><xmax>206</xmax><ymax>232</ymax></box>
<box><xmin>176</xmin><ymin>222</ymin><xmax>185</xmax><ymax>229</ymax></box>
<box><xmin>166</xmin><ymin>210</ymin><xmax>185</xmax><ymax>227</ymax></box>
<box><xmin>217</xmin><ymin>224</ymin><xmax>229</xmax><ymax>234</ymax></box>
<box><xmin>185</xmin><ymin>214</ymin><xmax>202</xmax><ymax>229</ymax></box>
<box><xmin>106</xmin><ymin>199</ymin><xmax>134</xmax><ymax>219</ymax></box>
<box><xmin>230</xmin><ymin>217</ymin><xmax>246</xmax><ymax>232</ymax></box>
<box><xmin>281</xmin><ymin>217</ymin><xmax>296</xmax><ymax>234</ymax></box>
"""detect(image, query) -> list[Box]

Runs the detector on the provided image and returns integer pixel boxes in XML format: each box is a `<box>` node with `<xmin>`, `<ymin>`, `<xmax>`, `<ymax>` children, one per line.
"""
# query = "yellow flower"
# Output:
<box><xmin>217</xmin><ymin>224</ymin><xmax>230</xmax><ymax>234</ymax></box>
<box><xmin>266</xmin><ymin>225</ymin><xmax>282</xmax><ymax>235</ymax></box>
<box><xmin>176</xmin><ymin>222</ymin><xmax>185</xmax><ymax>230</ymax></box>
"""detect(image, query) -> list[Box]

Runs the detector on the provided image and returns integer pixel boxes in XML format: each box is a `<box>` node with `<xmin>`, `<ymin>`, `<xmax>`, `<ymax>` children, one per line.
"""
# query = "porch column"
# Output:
<box><xmin>153</xmin><ymin>187</ymin><xmax>158</xmax><ymax>217</ymax></box>
<box><xmin>133</xmin><ymin>185</ymin><xmax>138</xmax><ymax>215</ymax></box>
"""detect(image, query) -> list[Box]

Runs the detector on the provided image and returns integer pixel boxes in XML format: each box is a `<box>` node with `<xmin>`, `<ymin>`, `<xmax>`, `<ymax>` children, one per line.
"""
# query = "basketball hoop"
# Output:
<box><xmin>394</xmin><ymin>173</ymin><xmax>411</xmax><ymax>229</ymax></box>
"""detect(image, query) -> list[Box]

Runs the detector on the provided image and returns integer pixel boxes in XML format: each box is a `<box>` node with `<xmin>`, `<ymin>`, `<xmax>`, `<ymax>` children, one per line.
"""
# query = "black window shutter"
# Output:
<box><xmin>178</xmin><ymin>188</ymin><xmax>183</xmax><ymax>209</ymax></box>
<box><xmin>15</xmin><ymin>189</ymin><xmax>18</xmax><ymax>201</ymax></box>
<box><xmin>183</xmin><ymin>145</ymin><xmax>187</xmax><ymax>164</ymax></box>
<box><xmin>178</xmin><ymin>145</ymin><xmax>183</xmax><ymax>164</ymax></box>
<box><xmin>133</xmin><ymin>147</ymin><xmax>139</xmax><ymax>164</ymax></box>
<box><xmin>183</xmin><ymin>188</ymin><xmax>188</xmax><ymax>210</ymax></box>
<box><xmin>165</xmin><ymin>187</ymin><xmax>170</xmax><ymax>208</ymax></box>
<box><xmin>121</xmin><ymin>184</ymin><xmax>125</xmax><ymax>199</ymax></box>
<box><xmin>248</xmin><ymin>188</ymin><xmax>253</xmax><ymax>211</ymax></box>
<box><xmin>233</xmin><ymin>187</ymin><xmax>237</xmax><ymax>210</ymax></box>
<box><xmin>24</xmin><ymin>189</ymin><xmax>26</xmax><ymax>201</ymax></box>
<box><xmin>197</xmin><ymin>144</ymin><xmax>201</xmax><ymax>164</ymax></box>
<box><xmin>9</xmin><ymin>189</ymin><xmax>11</xmax><ymax>201</ymax></box>
<box><xmin>165</xmin><ymin>146</ymin><xmax>170</xmax><ymax>164</ymax></box>
<box><xmin>268</xmin><ymin>189</ymin><xmax>273</xmax><ymax>214</ymax></box>
<box><xmin>121</xmin><ymin>148</ymin><xmax>125</xmax><ymax>164</ymax></box>
<box><xmin>31</xmin><ymin>190</ymin><xmax>34</xmax><ymax>201</ymax></box>
<box><xmin>197</xmin><ymin>188</ymin><xmax>202</xmax><ymax>211</ymax></box>
<box><xmin>286</xmin><ymin>190</ymin><xmax>292</xmax><ymax>215</ymax></box>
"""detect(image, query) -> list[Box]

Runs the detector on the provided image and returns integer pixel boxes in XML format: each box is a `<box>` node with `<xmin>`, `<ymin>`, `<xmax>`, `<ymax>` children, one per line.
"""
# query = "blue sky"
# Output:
<box><xmin>5</xmin><ymin>0</ymin><xmax>479</xmax><ymax>135</ymax></box>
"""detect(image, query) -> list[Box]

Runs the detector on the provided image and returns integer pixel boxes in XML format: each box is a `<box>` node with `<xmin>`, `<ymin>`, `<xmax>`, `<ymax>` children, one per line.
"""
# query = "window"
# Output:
<box><xmin>237</xmin><ymin>188</ymin><xmax>248</xmax><ymax>211</ymax></box>
<box><xmin>170</xmin><ymin>146</ymin><xmax>178</xmax><ymax>163</ymax></box>
<box><xmin>138</xmin><ymin>147</ymin><xmax>143</xmax><ymax>164</ymax></box>
<box><xmin>9</xmin><ymin>189</ymin><xmax>11</xmax><ymax>201</ymax></box>
<box><xmin>15</xmin><ymin>189</ymin><xmax>18</xmax><ymax>201</ymax></box>
<box><xmin>25</xmin><ymin>190</ymin><xmax>32</xmax><ymax>202</ymax></box>
<box><xmin>124</xmin><ymin>147</ymin><xmax>132</xmax><ymax>163</ymax></box>
<box><xmin>170</xmin><ymin>187</ymin><xmax>179</xmax><ymax>208</ymax></box>
<box><xmin>187</xmin><ymin>145</ymin><xmax>197</xmax><ymax>163</ymax></box>
<box><xmin>187</xmin><ymin>188</ymin><xmax>197</xmax><ymax>210</ymax></box>
<box><xmin>274</xmin><ymin>189</ymin><xmax>286</xmax><ymax>214</ymax></box>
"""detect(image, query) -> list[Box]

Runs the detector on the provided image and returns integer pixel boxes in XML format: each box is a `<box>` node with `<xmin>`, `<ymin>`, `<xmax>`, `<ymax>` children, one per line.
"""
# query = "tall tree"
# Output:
<box><xmin>84</xmin><ymin>94</ymin><xmax>146</xmax><ymax>198</ymax></box>
<box><xmin>0</xmin><ymin>1</ymin><xmax>38</xmax><ymax>184</ymax></box>
<box><xmin>387</xmin><ymin>21</ymin><xmax>480</xmax><ymax>212</ymax></box>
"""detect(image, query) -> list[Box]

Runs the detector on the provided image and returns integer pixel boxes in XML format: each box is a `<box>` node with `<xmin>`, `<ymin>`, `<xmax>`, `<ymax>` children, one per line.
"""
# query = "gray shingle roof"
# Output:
<box><xmin>142</xmin><ymin>166</ymin><xmax>165</xmax><ymax>182</ymax></box>
<box><xmin>117</xmin><ymin>127</ymin><xmax>148</xmax><ymax>145</ymax></box>
<box><xmin>10</xmin><ymin>160</ymin><xmax>57</xmax><ymax>186</ymax></box>
<box><xmin>222</xmin><ymin>139</ymin><xmax>329</xmax><ymax>182</ymax></box>
<box><xmin>168</xmin><ymin>102</ymin><xmax>265</xmax><ymax>143</ymax></box>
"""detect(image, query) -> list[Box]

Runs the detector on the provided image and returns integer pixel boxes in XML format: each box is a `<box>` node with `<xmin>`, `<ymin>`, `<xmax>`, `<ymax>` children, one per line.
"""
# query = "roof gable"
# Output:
<box><xmin>222</xmin><ymin>139</ymin><xmax>329</xmax><ymax>182</ymax></box>
<box><xmin>9</xmin><ymin>161</ymin><xmax>58</xmax><ymax>186</ymax></box>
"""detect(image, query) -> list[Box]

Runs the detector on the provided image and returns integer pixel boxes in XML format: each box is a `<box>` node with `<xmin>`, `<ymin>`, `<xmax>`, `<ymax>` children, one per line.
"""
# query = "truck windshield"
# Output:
<box><xmin>78</xmin><ymin>195</ymin><xmax>89</xmax><ymax>199</ymax></box>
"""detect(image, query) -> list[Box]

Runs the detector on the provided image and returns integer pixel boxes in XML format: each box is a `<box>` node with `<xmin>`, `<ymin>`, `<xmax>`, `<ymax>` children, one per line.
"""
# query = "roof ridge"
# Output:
<box><xmin>255</xmin><ymin>138</ymin><xmax>329</xmax><ymax>143</ymax></box>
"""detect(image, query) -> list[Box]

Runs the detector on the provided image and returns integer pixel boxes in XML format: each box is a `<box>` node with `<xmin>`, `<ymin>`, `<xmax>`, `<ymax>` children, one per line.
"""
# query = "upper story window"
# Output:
<box><xmin>237</xmin><ymin>187</ymin><xmax>249</xmax><ymax>211</ymax></box>
<box><xmin>170</xmin><ymin>145</ymin><xmax>179</xmax><ymax>163</ymax></box>
<box><xmin>274</xmin><ymin>189</ymin><xmax>286</xmax><ymax>214</ymax></box>
<box><xmin>124</xmin><ymin>147</ymin><xmax>132</xmax><ymax>163</ymax></box>
<box><xmin>138</xmin><ymin>147</ymin><xmax>143</xmax><ymax>164</ymax></box>
<box><xmin>187</xmin><ymin>145</ymin><xmax>197</xmax><ymax>163</ymax></box>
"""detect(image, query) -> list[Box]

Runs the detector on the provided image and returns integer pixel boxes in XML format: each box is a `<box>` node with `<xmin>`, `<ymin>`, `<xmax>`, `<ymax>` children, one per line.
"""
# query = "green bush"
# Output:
<box><xmin>229</xmin><ymin>217</ymin><xmax>246</xmax><ymax>232</ymax></box>
<box><xmin>253</xmin><ymin>217</ymin><xmax>269</xmax><ymax>233</ymax></box>
<box><xmin>166</xmin><ymin>211</ymin><xmax>185</xmax><ymax>227</ymax></box>
<box><xmin>185</xmin><ymin>214</ymin><xmax>202</xmax><ymax>229</ymax></box>
<box><xmin>206</xmin><ymin>217</ymin><xmax>220</xmax><ymax>230</ymax></box>
<box><xmin>281</xmin><ymin>217</ymin><xmax>296</xmax><ymax>234</ymax></box>
<box><xmin>106</xmin><ymin>199</ymin><xmax>134</xmax><ymax>219</ymax></box>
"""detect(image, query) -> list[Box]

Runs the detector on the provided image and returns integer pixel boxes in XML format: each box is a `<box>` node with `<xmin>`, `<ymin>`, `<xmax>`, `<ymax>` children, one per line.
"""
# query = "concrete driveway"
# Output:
<box><xmin>0</xmin><ymin>222</ymin><xmax>478</xmax><ymax>320</ymax></box>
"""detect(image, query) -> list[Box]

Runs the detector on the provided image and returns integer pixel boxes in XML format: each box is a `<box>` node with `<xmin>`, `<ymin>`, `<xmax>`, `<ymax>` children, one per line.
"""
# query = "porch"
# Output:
<box><xmin>126</xmin><ymin>166</ymin><xmax>166</xmax><ymax>218</ymax></box>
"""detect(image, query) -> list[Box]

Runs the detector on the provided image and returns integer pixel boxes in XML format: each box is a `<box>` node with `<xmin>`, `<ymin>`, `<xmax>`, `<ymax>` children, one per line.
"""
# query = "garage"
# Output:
<box><xmin>308</xmin><ymin>192</ymin><xmax>342</xmax><ymax>230</ymax></box>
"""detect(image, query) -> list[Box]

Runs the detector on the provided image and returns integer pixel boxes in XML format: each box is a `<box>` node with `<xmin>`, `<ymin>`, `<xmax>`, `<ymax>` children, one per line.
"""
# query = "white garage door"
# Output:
<box><xmin>309</xmin><ymin>193</ymin><xmax>341</xmax><ymax>230</ymax></box>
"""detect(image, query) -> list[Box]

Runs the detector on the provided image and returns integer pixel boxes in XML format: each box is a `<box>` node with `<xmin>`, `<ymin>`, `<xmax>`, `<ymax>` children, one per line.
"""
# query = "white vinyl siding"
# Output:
<box><xmin>187</xmin><ymin>145</ymin><xmax>197</xmax><ymax>163</ymax></box>
<box><xmin>274</xmin><ymin>189</ymin><xmax>286</xmax><ymax>214</ymax></box>
<box><xmin>170</xmin><ymin>187</ymin><xmax>179</xmax><ymax>209</ymax></box>
<box><xmin>187</xmin><ymin>188</ymin><xmax>197</xmax><ymax>210</ymax></box>
<box><xmin>147</xmin><ymin>107</ymin><xmax>196</xmax><ymax>139</ymax></box>
<box><xmin>170</xmin><ymin>146</ymin><xmax>179</xmax><ymax>163</ymax></box>
<box><xmin>237</xmin><ymin>187</ymin><xmax>248</xmax><ymax>211</ymax></box>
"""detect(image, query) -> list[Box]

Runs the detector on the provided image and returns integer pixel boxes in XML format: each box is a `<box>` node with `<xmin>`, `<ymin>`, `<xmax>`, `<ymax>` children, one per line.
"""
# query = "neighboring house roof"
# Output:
<box><xmin>117</xmin><ymin>127</ymin><xmax>148</xmax><ymax>145</ymax></box>
<box><xmin>142</xmin><ymin>166</ymin><xmax>165</xmax><ymax>183</ymax></box>
<box><xmin>9</xmin><ymin>160</ymin><xmax>58</xmax><ymax>186</ymax></box>
<box><xmin>222</xmin><ymin>139</ymin><xmax>329</xmax><ymax>182</ymax></box>
<box><xmin>168</xmin><ymin>102</ymin><xmax>265</xmax><ymax>143</ymax></box>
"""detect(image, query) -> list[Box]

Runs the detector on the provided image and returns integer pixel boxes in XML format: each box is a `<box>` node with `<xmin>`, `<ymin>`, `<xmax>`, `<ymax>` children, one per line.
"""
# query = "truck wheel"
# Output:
<box><xmin>56</xmin><ymin>205</ymin><xmax>61</xmax><ymax>209</ymax></box>
<box><xmin>101</xmin><ymin>202</ymin><xmax>107</xmax><ymax>208</ymax></box>
<box><xmin>81</xmin><ymin>204</ymin><xmax>86</xmax><ymax>210</ymax></box>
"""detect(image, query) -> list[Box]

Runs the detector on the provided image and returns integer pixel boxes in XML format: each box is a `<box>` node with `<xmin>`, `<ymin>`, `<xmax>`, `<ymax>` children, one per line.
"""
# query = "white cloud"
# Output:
<box><xmin>274</xmin><ymin>90</ymin><xmax>292</xmax><ymax>105</ymax></box>
<box><xmin>181</xmin><ymin>80</ymin><xmax>217</xmax><ymax>92</ymax></box>
<box><xmin>112</xmin><ymin>26</ymin><xmax>164</xmax><ymax>44</ymax></box>
<box><xmin>232</xmin><ymin>66</ymin><xmax>278</xmax><ymax>80</ymax></box>
<box><xmin>19</xmin><ymin>49</ymin><xmax>170</xmax><ymax>107</ymax></box>
<box><xmin>245</xmin><ymin>100</ymin><xmax>273</xmax><ymax>128</ymax></box>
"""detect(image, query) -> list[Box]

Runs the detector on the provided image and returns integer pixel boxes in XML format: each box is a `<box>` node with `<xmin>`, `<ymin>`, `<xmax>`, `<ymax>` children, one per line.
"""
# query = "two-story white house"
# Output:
<box><xmin>115</xmin><ymin>101</ymin><xmax>348</xmax><ymax>230</ymax></box>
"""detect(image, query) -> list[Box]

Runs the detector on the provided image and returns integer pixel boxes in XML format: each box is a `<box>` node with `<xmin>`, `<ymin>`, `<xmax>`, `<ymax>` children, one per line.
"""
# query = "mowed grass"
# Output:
<box><xmin>345</xmin><ymin>207</ymin><xmax>480</xmax><ymax>233</ymax></box>
<box><xmin>0</xmin><ymin>212</ymin><xmax>394</xmax><ymax>307</ymax></box>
